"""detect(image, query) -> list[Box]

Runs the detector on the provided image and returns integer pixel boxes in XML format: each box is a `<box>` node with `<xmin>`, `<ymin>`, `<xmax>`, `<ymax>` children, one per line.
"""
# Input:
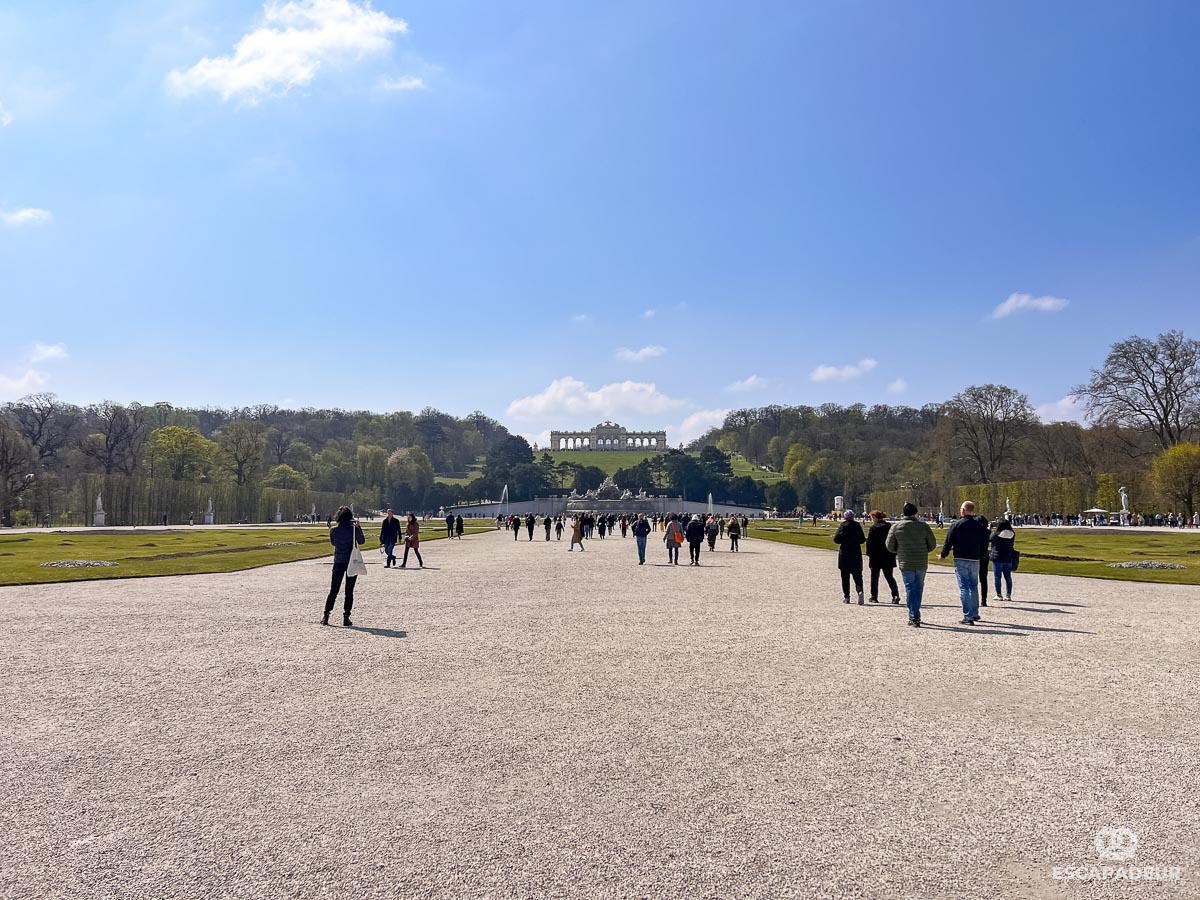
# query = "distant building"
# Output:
<box><xmin>550</xmin><ymin>421</ymin><xmax>667</xmax><ymax>451</ymax></box>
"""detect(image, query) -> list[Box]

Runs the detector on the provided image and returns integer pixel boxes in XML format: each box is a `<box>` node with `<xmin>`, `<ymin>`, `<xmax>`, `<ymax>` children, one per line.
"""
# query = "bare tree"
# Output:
<box><xmin>6</xmin><ymin>393</ymin><xmax>81</xmax><ymax>466</ymax></box>
<box><xmin>943</xmin><ymin>385</ymin><xmax>1038</xmax><ymax>483</ymax></box>
<box><xmin>216</xmin><ymin>419</ymin><xmax>267</xmax><ymax>485</ymax></box>
<box><xmin>0</xmin><ymin>422</ymin><xmax>35</xmax><ymax>523</ymax></box>
<box><xmin>81</xmin><ymin>402</ymin><xmax>148</xmax><ymax>475</ymax></box>
<box><xmin>1075</xmin><ymin>330</ymin><xmax>1200</xmax><ymax>450</ymax></box>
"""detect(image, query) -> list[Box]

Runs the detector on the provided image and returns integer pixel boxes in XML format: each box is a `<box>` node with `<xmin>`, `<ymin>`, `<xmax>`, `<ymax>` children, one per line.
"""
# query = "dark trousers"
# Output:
<box><xmin>688</xmin><ymin>540</ymin><xmax>702</xmax><ymax>563</ymax></box>
<box><xmin>840</xmin><ymin>568</ymin><xmax>864</xmax><ymax>597</ymax></box>
<box><xmin>325</xmin><ymin>562</ymin><xmax>356</xmax><ymax>616</ymax></box>
<box><xmin>730</xmin><ymin>535</ymin><xmax>739</xmax><ymax>551</ymax></box>
<box><xmin>401</xmin><ymin>542</ymin><xmax>423</xmax><ymax>567</ymax></box>
<box><xmin>870</xmin><ymin>564</ymin><xmax>899</xmax><ymax>600</ymax></box>
<box><xmin>383</xmin><ymin>540</ymin><xmax>396</xmax><ymax>566</ymax></box>
<box><xmin>979</xmin><ymin>558</ymin><xmax>990</xmax><ymax>601</ymax></box>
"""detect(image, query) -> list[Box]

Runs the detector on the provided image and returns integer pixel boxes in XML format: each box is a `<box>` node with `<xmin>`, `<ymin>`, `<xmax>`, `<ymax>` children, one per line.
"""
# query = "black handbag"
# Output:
<box><xmin>1011</xmin><ymin>549</ymin><xmax>1021</xmax><ymax>572</ymax></box>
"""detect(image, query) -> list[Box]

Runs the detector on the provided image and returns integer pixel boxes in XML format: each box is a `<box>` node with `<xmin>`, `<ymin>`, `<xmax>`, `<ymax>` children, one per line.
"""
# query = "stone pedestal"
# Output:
<box><xmin>274</xmin><ymin>501</ymin><xmax>282</xmax><ymax>524</ymax></box>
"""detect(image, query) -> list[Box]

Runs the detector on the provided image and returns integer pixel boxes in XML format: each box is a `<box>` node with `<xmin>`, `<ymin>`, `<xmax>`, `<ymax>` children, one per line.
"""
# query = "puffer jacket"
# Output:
<box><xmin>989</xmin><ymin>524</ymin><xmax>1017</xmax><ymax>563</ymax></box>
<box><xmin>884</xmin><ymin>516</ymin><xmax>937</xmax><ymax>571</ymax></box>
<box><xmin>329</xmin><ymin>521</ymin><xmax>366</xmax><ymax>564</ymax></box>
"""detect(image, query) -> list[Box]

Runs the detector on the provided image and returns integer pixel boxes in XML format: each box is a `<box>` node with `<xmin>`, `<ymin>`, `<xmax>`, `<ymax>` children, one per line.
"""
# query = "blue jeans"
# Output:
<box><xmin>901</xmin><ymin>569</ymin><xmax>926</xmax><ymax>622</ymax></box>
<box><xmin>636</xmin><ymin>534</ymin><xmax>647</xmax><ymax>563</ymax></box>
<box><xmin>955</xmin><ymin>559</ymin><xmax>981</xmax><ymax>619</ymax></box>
<box><xmin>383</xmin><ymin>540</ymin><xmax>396</xmax><ymax>565</ymax></box>
<box><xmin>993</xmin><ymin>561</ymin><xmax>1013</xmax><ymax>597</ymax></box>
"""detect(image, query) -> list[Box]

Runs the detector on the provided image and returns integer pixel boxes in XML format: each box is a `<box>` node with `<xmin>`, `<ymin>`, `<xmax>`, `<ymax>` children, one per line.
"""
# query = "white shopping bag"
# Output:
<box><xmin>346</xmin><ymin>524</ymin><xmax>367</xmax><ymax>578</ymax></box>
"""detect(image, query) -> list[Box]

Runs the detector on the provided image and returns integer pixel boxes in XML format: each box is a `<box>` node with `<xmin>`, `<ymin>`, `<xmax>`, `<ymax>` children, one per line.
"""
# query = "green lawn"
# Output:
<box><xmin>0</xmin><ymin>521</ymin><xmax>494</xmax><ymax>586</ymax></box>
<box><xmin>748</xmin><ymin>521</ymin><xmax>1200</xmax><ymax>585</ymax></box>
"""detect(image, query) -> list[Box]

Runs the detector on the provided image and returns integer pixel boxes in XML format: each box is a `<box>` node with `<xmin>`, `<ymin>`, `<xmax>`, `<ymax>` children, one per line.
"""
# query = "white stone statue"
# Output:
<box><xmin>1119</xmin><ymin>486</ymin><xmax>1130</xmax><ymax>513</ymax></box>
<box><xmin>92</xmin><ymin>491</ymin><xmax>106</xmax><ymax>527</ymax></box>
<box><xmin>274</xmin><ymin>500</ymin><xmax>282</xmax><ymax>524</ymax></box>
<box><xmin>1005</xmin><ymin>497</ymin><xmax>1012</xmax><ymax>519</ymax></box>
<box><xmin>204</xmin><ymin>497</ymin><xmax>214</xmax><ymax>526</ymax></box>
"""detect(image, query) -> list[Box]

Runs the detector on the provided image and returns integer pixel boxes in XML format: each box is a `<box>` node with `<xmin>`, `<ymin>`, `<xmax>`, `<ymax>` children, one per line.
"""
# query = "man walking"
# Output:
<box><xmin>631</xmin><ymin>513</ymin><xmax>652</xmax><ymax>565</ymax></box>
<box><xmin>445</xmin><ymin>512</ymin><xmax>454</xmax><ymax>539</ymax></box>
<box><xmin>939</xmin><ymin>500</ymin><xmax>989</xmax><ymax>625</ymax></box>
<box><xmin>379</xmin><ymin>508</ymin><xmax>402</xmax><ymax>568</ymax></box>
<box><xmin>885</xmin><ymin>502</ymin><xmax>937</xmax><ymax>627</ymax></box>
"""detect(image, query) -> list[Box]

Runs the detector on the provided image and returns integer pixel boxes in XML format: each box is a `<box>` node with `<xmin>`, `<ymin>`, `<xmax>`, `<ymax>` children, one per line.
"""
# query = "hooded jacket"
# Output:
<box><xmin>989</xmin><ymin>523</ymin><xmax>1017</xmax><ymax>563</ymax></box>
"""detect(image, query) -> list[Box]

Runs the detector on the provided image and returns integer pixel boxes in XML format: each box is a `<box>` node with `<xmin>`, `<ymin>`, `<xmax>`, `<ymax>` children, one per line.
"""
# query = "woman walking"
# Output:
<box><xmin>400</xmin><ymin>513</ymin><xmax>424</xmax><ymax>568</ymax></box>
<box><xmin>664</xmin><ymin>513</ymin><xmax>684</xmax><ymax>565</ymax></box>
<box><xmin>865</xmin><ymin>510</ymin><xmax>901</xmax><ymax>604</ymax></box>
<box><xmin>834</xmin><ymin>510</ymin><xmax>866</xmax><ymax>604</ymax></box>
<box><xmin>455</xmin><ymin>514</ymin><xmax>464</xmax><ymax>539</ymax></box>
<box><xmin>705</xmin><ymin>515</ymin><xmax>719</xmax><ymax>551</ymax></box>
<box><xmin>727</xmin><ymin>516</ymin><xmax>741</xmax><ymax>551</ymax></box>
<box><xmin>989</xmin><ymin>518</ymin><xmax>1017</xmax><ymax>600</ymax></box>
<box><xmin>684</xmin><ymin>515</ymin><xmax>705</xmax><ymax>565</ymax></box>
<box><xmin>323</xmin><ymin>506</ymin><xmax>365</xmax><ymax>626</ymax></box>
<box><xmin>569</xmin><ymin>515</ymin><xmax>585</xmax><ymax>551</ymax></box>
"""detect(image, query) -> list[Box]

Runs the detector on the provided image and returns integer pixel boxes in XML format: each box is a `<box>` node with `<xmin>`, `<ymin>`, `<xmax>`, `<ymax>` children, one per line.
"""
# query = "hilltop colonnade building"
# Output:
<box><xmin>549</xmin><ymin>421</ymin><xmax>668</xmax><ymax>451</ymax></box>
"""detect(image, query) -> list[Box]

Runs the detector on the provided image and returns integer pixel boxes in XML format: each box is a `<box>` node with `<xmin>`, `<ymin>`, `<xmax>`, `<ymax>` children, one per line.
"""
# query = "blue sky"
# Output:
<box><xmin>2</xmin><ymin>0</ymin><xmax>1198</xmax><ymax>446</ymax></box>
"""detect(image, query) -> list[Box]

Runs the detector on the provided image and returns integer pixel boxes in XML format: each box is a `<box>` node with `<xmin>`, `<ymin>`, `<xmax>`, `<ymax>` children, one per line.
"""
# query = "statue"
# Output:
<box><xmin>92</xmin><ymin>491</ymin><xmax>106</xmax><ymax>527</ymax></box>
<box><xmin>620</xmin><ymin>489</ymin><xmax>633</xmax><ymax>500</ymax></box>
<box><xmin>595</xmin><ymin>476</ymin><xmax>622</xmax><ymax>501</ymax></box>
<box><xmin>274</xmin><ymin>500</ymin><xmax>282</xmax><ymax>524</ymax></box>
<box><xmin>1005</xmin><ymin>497</ymin><xmax>1012</xmax><ymax>520</ymax></box>
<box><xmin>1120</xmin><ymin>486</ymin><xmax>1130</xmax><ymax>513</ymax></box>
<box><xmin>204</xmin><ymin>497</ymin><xmax>214</xmax><ymax>526</ymax></box>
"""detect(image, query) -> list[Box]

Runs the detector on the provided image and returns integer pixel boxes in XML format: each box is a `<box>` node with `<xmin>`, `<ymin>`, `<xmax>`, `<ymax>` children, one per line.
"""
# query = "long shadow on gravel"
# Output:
<box><xmin>984</xmin><ymin>621</ymin><xmax>1095</xmax><ymax>636</ymax></box>
<box><xmin>343</xmin><ymin>626</ymin><xmax>408</xmax><ymax>639</ymax></box>
<box><xmin>920</xmin><ymin>624</ymin><xmax>1025</xmax><ymax>636</ymax></box>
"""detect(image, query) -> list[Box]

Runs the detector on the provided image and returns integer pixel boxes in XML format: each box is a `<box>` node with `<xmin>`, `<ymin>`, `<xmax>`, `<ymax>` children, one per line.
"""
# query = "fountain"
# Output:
<box><xmin>564</xmin><ymin>475</ymin><xmax>680</xmax><ymax>515</ymax></box>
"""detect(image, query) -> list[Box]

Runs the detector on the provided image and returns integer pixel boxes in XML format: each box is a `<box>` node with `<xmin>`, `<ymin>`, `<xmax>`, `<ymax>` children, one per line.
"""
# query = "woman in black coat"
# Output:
<box><xmin>833</xmin><ymin>510</ymin><xmax>867</xmax><ymax>604</ymax></box>
<box><xmin>865</xmin><ymin>510</ymin><xmax>901</xmax><ymax>604</ymax></box>
<box><xmin>324</xmin><ymin>506</ymin><xmax>365</xmax><ymax>626</ymax></box>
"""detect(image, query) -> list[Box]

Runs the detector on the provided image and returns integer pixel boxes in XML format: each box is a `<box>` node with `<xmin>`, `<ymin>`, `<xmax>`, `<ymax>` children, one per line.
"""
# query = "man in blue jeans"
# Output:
<box><xmin>631</xmin><ymin>513</ymin><xmax>652</xmax><ymax>565</ymax></box>
<box><xmin>885</xmin><ymin>502</ymin><xmax>937</xmax><ymax>627</ymax></box>
<box><xmin>939</xmin><ymin>500</ymin><xmax>989</xmax><ymax>625</ymax></box>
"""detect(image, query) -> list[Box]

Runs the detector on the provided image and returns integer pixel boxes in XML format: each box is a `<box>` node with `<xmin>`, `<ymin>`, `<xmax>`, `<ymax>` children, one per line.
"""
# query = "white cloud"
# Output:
<box><xmin>810</xmin><ymin>358</ymin><xmax>877</xmax><ymax>382</ymax></box>
<box><xmin>380</xmin><ymin>75</ymin><xmax>425</xmax><ymax>91</ymax></box>
<box><xmin>506</xmin><ymin>376</ymin><xmax>685</xmax><ymax>420</ymax></box>
<box><xmin>1035</xmin><ymin>394</ymin><xmax>1086</xmax><ymax>423</ymax></box>
<box><xmin>992</xmin><ymin>292</ymin><xmax>1070</xmax><ymax>319</ymax></box>
<box><xmin>617</xmin><ymin>345</ymin><xmax>666</xmax><ymax>363</ymax></box>
<box><xmin>1</xmin><ymin>208</ymin><xmax>53</xmax><ymax>228</ymax></box>
<box><xmin>519</xmin><ymin>429</ymin><xmax>553</xmax><ymax>450</ymax></box>
<box><xmin>168</xmin><ymin>0</ymin><xmax>409</xmax><ymax>103</ymax></box>
<box><xmin>0</xmin><ymin>101</ymin><xmax>11</xmax><ymax>127</ymax></box>
<box><xmin>571</xmin><ymin>314</ymin><xmax>592</xmax><ymax>325</ymax></box>
<box><xmin>642</xmin><ymin>308</ymin><xmax>656</xmax><ymax>319</ymax></box>
<box><xmin>669</xmin><ymin>409</ymin><xmax>728</xmax><ymax>447</ymax></box>
<box><xmin>887</xmin><ymin>377</ymin><xmax>907</xmax><ymax>394</ymax></box>
<box><xmin>28</xmin><ymin>342</ymin><xmax>68</xmax><ymax>363</ymax></box>
<box><xmin>0</xmin><ymin>369</ymin><xmax>48</xmax><ymax>400</ymax></box>
<box><xmin>726</xmin><ymin>374</ymin><xmax>767</xmax><ymax>393</ymax></box>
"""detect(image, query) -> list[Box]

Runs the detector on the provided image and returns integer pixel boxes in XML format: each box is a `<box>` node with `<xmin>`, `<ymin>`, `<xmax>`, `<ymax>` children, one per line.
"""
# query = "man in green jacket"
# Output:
<box><xmin>885</xmin><ymin>502</ymin><xmax>937</xmax><ymax>627</ymax></box>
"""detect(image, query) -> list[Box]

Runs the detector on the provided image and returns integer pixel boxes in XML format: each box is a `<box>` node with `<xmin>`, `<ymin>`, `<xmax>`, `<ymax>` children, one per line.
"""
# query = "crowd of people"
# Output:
<box><xmin>492</xmin><ymin>510</ymin><xmax>750</xmax><ymax>565</ymax></box>
<box><xmin>834</xmin><ymin>501</ymin><xmax>1021</xmax><ymax>628</ymax></box>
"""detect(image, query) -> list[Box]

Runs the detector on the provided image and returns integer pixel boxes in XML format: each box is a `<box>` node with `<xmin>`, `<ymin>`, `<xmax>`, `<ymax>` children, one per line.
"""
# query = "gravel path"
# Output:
<box><xmin>4</xmin><ymin>529</ymin><xmax>1198</xmax><ymax>899</ymax></box>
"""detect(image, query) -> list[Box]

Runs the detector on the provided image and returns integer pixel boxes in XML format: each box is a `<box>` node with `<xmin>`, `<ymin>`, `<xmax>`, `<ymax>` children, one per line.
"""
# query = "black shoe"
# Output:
<box><xmin>981</xmin><ymin>598</ymin><xmax>988</xmax><ymax>606</ymax></box>
<box><xmin>343</xmin><ymin>618</ymin><xmax>353</xmax><ymax>627</ymax></box>
<box><xmin>321</xmin><ymin>614</ymin><xmax>329</xmax><ymax>626</ymax></box>
<box><xmin>869</xmin><ymin>597</ymin><xmax>879</xmax><ymax>603</ymax></box>
<box><xmin>907</xmin><ymin>619</ymin><xmax>920</xmax><ymax>627</ymax></box>
<box><xmin>891</xmin><ymin>597</ymin><xmax>901</xmax><ymax>605</ymax></box>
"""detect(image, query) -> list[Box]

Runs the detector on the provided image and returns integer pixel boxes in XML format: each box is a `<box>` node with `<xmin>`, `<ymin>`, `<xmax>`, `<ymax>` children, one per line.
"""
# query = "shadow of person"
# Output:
<box><xmin>921</xmin><ymin>623</ymin><xmax>1025</xmax><ymax>636</ymax></box>
<box><xmin>985</xmin><ymin>621</ymin><xmax>1095</xmax><ymax>636</ymax></box>
<box><xmin>345</xmin><ymin>626</ymin><xmax>408</xmax><ymax>639</ymax></box>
